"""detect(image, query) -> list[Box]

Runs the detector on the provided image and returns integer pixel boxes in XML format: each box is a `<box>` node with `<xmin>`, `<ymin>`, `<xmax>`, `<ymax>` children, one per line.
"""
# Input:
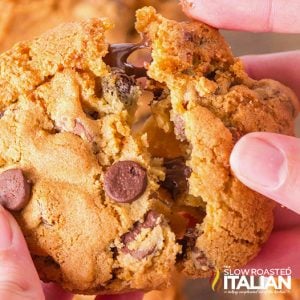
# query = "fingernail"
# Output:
<box><xmin>0</xmin><ymin>205</ymin><xmax>13</xmax><ymax>250</ymax></box>
<box><xmin>231</xmin><ymin>137</ymin><xmax>287</xmax><ymax>189</ymax></box>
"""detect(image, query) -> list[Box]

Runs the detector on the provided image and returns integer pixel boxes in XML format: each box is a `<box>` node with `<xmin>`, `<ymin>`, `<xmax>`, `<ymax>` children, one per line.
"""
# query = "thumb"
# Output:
<box><xmin>230</xmin><ymin>132</ymin><xmax>300</xmax><ymax>214</ymax></box>
<box><xmin>0</xmin><ymin>205</ymin><xmax>44</xmax><ymax>300</ymax></box>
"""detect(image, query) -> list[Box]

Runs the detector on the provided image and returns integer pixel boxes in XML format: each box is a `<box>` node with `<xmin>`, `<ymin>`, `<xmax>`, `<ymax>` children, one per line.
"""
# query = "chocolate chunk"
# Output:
<box><xmin>0</xmin><ymin>169</ymin><xmax>31</xmax><ymax>211</ymax></box>
<box><xmin>161</xmin><ymin>157</ymin><xmax>191</xmax><ymax>199</ymax></box>
<box><xmin>0</xmin><ymin>111</ymin><xmax>4</xmax><ymax>119</ymax></box>
<box><xmin>177</xmin><ymin>228</ymin><xmax>198</xmax><ymax>261</ymax></box>
<box><xmin>121</xmin><ymin>211</ymin><xmax>160</xmax><ymax>259</ymax></box>
<box><xmin>122</xmin><ymin>211</ymin><xmax>159</xmax><ymax>245</ymax></box>
<box><xmin>184</xmin><ymin>228</ymin><xmax>198</xmax><ymax>248</ymax></box>
<box><xmin>104</xmin><ymin>161</ymin><xmax>147</xmax><ymax>203</ymax></box>
<box><xmin>114</xmin><ymin>69</ymin><xmax>136</xmax><ymax>106</ymax></box>
<box><xmin>191</xmin><ymin>248</ymin><xmax>214</xmax><ymax>271</ymax></box>
<box><xmin>173</xmin><ymin>115</ymin><xmax>186</xmax><ymax>141</ymax></box>
<box><xmin>142</xmin><ymin>210</ymin><xmax>160</xmax><ymax>228</ymax></box>
<box><xmin>103</xmin><ymin>43</ymin><xmax>148</xmax><ymax>78</ymax></box>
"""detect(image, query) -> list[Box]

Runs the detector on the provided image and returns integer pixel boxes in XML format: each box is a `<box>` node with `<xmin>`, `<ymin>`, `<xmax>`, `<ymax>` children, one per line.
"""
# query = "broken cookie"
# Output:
<box><xmin>0</xmin><ymin>7</ymin><xmax>298</xmax><ymax>295</ymax></box>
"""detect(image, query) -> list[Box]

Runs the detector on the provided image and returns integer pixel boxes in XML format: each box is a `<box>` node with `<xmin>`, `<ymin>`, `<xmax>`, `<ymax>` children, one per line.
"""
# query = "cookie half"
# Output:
<box><xmin>136</xmin><ymin>6</ymin><xmax>299</xmax><ymax>278</ymax></box>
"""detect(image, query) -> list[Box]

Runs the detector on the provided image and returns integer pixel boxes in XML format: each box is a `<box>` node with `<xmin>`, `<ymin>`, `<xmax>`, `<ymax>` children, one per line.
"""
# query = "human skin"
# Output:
<box><xmin>181</xmin><ymin>0</ymin><xmax>300</xmax><ymax>278</ymax></box>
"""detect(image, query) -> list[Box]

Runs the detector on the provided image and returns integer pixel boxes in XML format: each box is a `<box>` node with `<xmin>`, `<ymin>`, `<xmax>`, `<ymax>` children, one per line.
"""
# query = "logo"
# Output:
<box><xmin>210</xmin><ymin>267</ymin><xmax>292</xmax><ymax>295</ymax></box>
<box><xmin>210</xmin><ymin>269</ymin><xmax>222</xmax><ymax>292</ymax></box>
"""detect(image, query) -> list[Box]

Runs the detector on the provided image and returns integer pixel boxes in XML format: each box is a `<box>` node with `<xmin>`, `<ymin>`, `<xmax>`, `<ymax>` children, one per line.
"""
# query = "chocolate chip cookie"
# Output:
<box><xmin>0</xmin><ymin>7</ymin><xmax>298</xmax><ymax>295</ymax></box>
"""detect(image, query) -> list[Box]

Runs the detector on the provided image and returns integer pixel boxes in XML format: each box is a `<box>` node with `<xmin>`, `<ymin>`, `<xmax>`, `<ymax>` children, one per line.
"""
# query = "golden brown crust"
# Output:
<box><xmin>0</xmin><ymin>18</ymin><xmax>110</xmax><ymax>110</ymax></box>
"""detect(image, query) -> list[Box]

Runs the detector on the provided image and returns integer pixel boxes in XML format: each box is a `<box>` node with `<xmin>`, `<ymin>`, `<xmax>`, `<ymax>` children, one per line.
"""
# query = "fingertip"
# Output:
<box><xmin>231</xmin><ymin>133</ymin><xmax>300</xmax><ymax>214</ymax></box>
<box><xmin>180</xmin><ymin>0</ymin><xmax>300</xmax><ymax>32</ymax></box>
<box><xmin>180</xmin><ymin>0</ymin><xmax>229</xmax><ymax>29</ymax></box>
<box><xmin>0</xmin><ymin>207</ymin><xmax>44</xmax><ymax>299</ymax></box>
<box><xmin>229</xmin><ymin>133</ymin><xmax>253</xmax><ymax>176</ymax></box>
<box><xmin>43</xmin><ymin>282</ymin><xmax>73</xmax><ymax>300</ymax></box>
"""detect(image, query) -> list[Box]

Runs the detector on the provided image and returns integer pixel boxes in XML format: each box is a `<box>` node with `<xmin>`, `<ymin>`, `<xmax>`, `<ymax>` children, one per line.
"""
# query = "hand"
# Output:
<box><xmin>0</xmin><ymin>205</ymin><xmax>143</xmax><ymax>300</ymax></box>
<box><xmin>181</xmin><ymin>0</ymin><xmax>300</xmax><ymax>277</ymax></box>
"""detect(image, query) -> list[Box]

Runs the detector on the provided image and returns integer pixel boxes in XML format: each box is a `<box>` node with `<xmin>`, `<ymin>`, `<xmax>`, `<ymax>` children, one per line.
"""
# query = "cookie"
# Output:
<box><xmin>0</xmin><ymin>7</ymin><xmax>298</xmax><ymax>296</ymax></box>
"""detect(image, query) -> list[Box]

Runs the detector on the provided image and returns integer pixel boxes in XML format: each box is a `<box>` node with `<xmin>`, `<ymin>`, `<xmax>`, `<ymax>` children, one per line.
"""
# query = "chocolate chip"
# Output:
<box><xmin>103</xmin><ymin>43</ymin><xmax>148</xmax><ymax>78</ymax></box>
<box><xmin>161</xmin><ymin>157</ymin><xmax>191</xmax><ymax>199</ymax></box>
<box><xmin>121</xmin><ymin>211</ymin><xmax>160</xmax><ymax>259</ymax></box>
<box><xmin>104</xmin><ymin>161</ymin><xmax>147</xmax><ymax>203</ymax></box>
<box><xmin>0</xmin><ymin>111</ymin><xmax>4</xmax><ymax>119</ymax></box>
<box><xmin>173</xmin><ymin>115</ymin><xmax>186</xmax><ymax>142</ymax></box>
<box><xmin>101</xmin><ymin>69</ymin><xmax>138</xmax><ymax>108</ymax></box>
<box><xmin>0</xmin><ymin>169</ymin><xmax>31</xmax><ymax>211</ymax></box>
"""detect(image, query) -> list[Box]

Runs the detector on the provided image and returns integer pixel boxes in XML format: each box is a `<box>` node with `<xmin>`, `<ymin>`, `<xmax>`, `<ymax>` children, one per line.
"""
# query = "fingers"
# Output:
<box><xmin>230</xmin><ymin>133</ymin><xmax>300</xmax><ymax>214</ymax></box>
<box><xmin>96</xmin><ymin>292</ymin><xmax>144</xmax><ymax>300</ymax></box>
<box><xmin>242</xmin><ymin>51</ymin><xmax>300</xmax><ymax>99</ymax></box>
<box><xmin>273</xmin><ymin>205</ymin><xmax>300</xmax><ymax>230</ymax></box>
<box><xmin>42</xmin><ymin>283</ymin><xmax>73</xmax><ymax>300</ymax></box>
<box><xmin>0</xmin><ymin>205</ymin><xmax>44</xmax><ymax>300</ymax></box>
<box><xmin>245</xmin><ymin>228</ymin><xmax>300</xmax><ymax>278</ymax></box>
<box><xmin>180</xmin><ymin>0</ymin><xmax>300</xmax><ymax>33</ymax></box>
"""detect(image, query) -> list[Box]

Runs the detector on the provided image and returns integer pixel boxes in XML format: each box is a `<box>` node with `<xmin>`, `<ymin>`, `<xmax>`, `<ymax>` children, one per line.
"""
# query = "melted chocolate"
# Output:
<box><xmin>161</xmin><ymin>157</ymin><xmax>191</xmax><ymax>199</ymax></box>
<box><xmin>103</xmin><ymin>43</ymin><xmax>148</xmax><ymax>78</ymax></box>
